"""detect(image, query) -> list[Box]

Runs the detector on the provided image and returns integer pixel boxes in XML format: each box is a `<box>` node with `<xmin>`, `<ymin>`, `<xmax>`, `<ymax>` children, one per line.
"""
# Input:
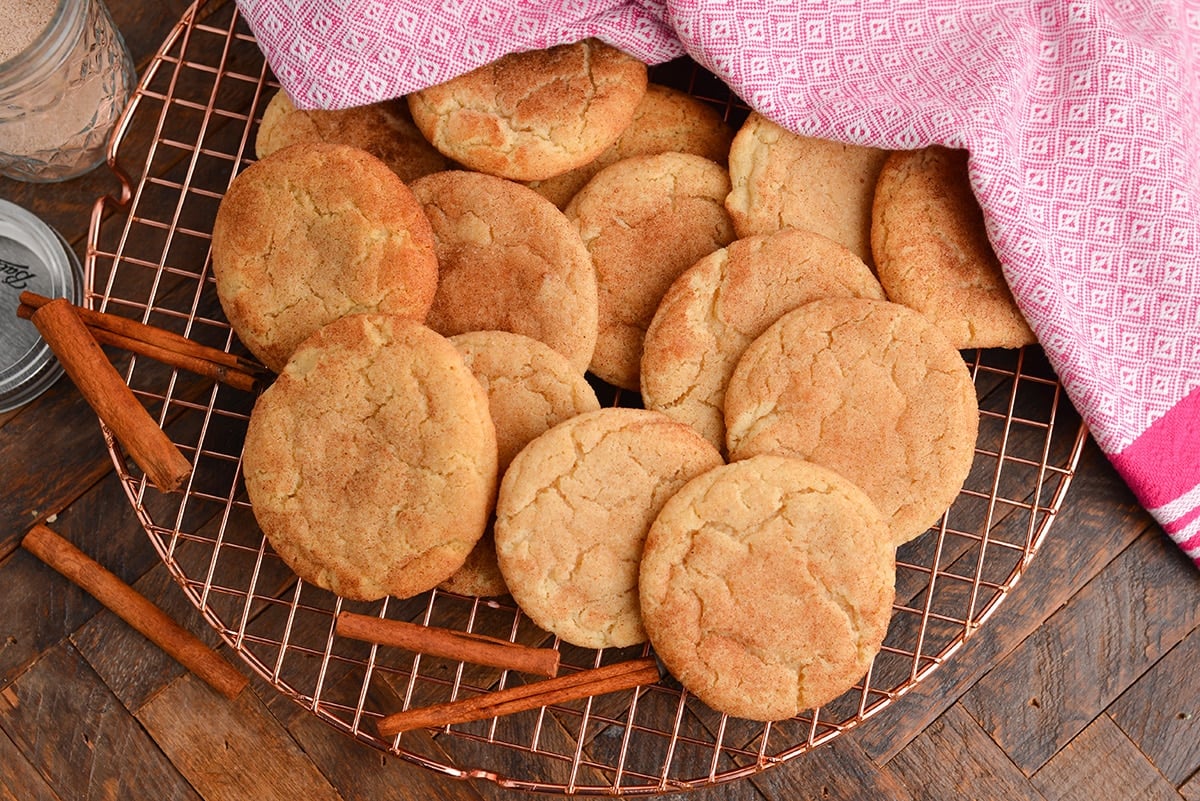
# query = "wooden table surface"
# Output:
<box><xmin>2</xmin><ymin>2</ymin><xmax>1198</xmax><ymax>799</ymax></box>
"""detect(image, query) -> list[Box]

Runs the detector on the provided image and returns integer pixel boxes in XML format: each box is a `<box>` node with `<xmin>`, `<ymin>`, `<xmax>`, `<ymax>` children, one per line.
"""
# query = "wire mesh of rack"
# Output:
<box><xmin>82</xmin><ymin>0</ymin><xmax>1088</xmax><ymax>794</ymax></box>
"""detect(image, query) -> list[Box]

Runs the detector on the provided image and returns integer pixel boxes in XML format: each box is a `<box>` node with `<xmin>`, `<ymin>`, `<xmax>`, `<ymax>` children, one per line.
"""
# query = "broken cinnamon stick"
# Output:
<box><xmin>336</xmin><ymin>611</ymin><xmax>560</xmax><ymax>678</ymax></box>
<box><xmin>18</xmin><ymin>302</ymin><xmax>260</xmax><ymax>393</ymax></box>
<box><xmin>29</xmin><ymin>298</ymin><xmax>192</xmax><ymax>493</ymax></box>
<box><xmin>22</xmin><ymin>524</ymin><xmax>248</xmax><ymax>700</ymax></box>
<box><xmin>376</xmin><ymin>657</ymin><xmax>661</xmax><ymax>737</ymax></box>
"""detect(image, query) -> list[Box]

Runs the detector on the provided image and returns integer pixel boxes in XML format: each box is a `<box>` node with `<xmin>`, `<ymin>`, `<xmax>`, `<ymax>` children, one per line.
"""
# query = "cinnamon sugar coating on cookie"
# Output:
<box><xmin>725</xmin><ymin>113</ymin><xmax>889</xmax><ymax>264</ymax></box>
<box><xmin>526</xmin><ymin>83</ymin><xmax>733</xmax><ymax>208</ymax></box>
<box><xmin>256</xmin><ymin>90</ymin><xmax>449</xmax><ymax>183</ymax></box>
<box><xmin>242</xmin><ymin>314</ymin><xmax>497</xmax><ymax>601</ymax></box>
<box><xmin>640</xmin><ymin>455</ymin><xmax>895</xmax><ymax>721</ymax></box>
<box><xmin>725</xmin><ymin>298</ymin><xmax>978</xmax><ymax>544</ymax></box>
<box><xmin>872</xmin><ymin>146</ymin><xmax>1035</xmax><ymax>349</ymax></box>
<box><xmin>408</xmin><ymin>39</ymin><xmax>647</xmax><ymax>181</ymax></box>
<box><xmin>440</xmin><ymin>331</ymin><xmax>601</xmax><ymax>597</ymax></box>
<box><xmin>641</xmin><ymin>229</ymin><xmax>884</xmax><ymax>451</ymax></box>
<box><xmin>566</xmin><ymin>152</ymin><xmax>736</xmax><ymax>390</ymax></box>
<box><xmin>211</xmin><ymin>142</ymin><xmax>438</xmax><ymax>372</ymax></box>
<box><xmin>494</xmin><ymin>408</ymin><xmax>723</xmax><ymax>649</ymax></box>
<box><xmin>411</xmin><ymin>170</ymin><xmax>599</xmax><ymax>373</ymax></box>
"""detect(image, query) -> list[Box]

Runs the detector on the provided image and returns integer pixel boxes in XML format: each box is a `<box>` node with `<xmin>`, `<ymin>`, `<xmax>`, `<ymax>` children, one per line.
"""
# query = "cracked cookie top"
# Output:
<box><xmin>211</xmin><ymin>142</ymin><xmax>438</xmax><ymax>372</ymax></box>
<box><xmin>724</xmin><ymin>297</ymin><xmax>979</xmax><ymax>545</ymax></box>
<box><xmin>525</xmin><ymin>83</ymin><xmax>734</xmax><ymax>209</ymax></box>
<box><xmin>439</xmin><ymin>330</ymin><xmax>601</xmax><ymax>598</ymax></box>
<box><xmin>255</xmin><ymin>90</ymin><xmax>449</xmax><ymax>184</ymax></box>
<box><xmin>410</xmin><ymin>170</ymin><xmax>599</xmax><ymax>374</ymax></box>
<box><xmin>641</xmin><ymin>228</ymin><xmax>885</xmax><ymax>452</ymax></box>
<box><xmin>407</xmin><ymin>39</ymin><xmax>648</xmax><ymax>182</ymax></box>
<box><xmin>494</xmin><ymin>407</ymin><xmax>723</xmax><ymax>649</ymax></box>
<box><xmin>724</xmin><ymin>112</ymin><xmax>890</xmax><ymax>265</ymax></box>
<box><xmin>640</xmin><ymin>454</ymin><xmax>895</xmax><ymax>721</ymax></box>
<box><xmin>871</xmin><ymin>146</ymin><xmax>1035</xmax><ymax>350</ymax></box>
<box><xmin>242</xmin><ymin>313</ymin><xmax>497</xmax><ymax>601</ymax></box>
<box><xmin>566</xmin><ymin>151</ymin><xmax>736</xmax><ymax>391</ymax></box>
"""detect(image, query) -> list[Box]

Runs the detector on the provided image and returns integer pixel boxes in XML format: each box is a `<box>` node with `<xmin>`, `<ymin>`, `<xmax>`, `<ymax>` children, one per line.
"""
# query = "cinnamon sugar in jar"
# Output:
<box><xmin>0</xmin><ymin>0</ymin><xmax>136</xmax><ymax>182</ymax></box>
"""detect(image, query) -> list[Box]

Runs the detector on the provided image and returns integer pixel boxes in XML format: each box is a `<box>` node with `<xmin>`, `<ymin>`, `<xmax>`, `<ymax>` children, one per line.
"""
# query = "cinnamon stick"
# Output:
<box><xmin>336</xmin><ymin>611</ymin><xmax>560</xmax><ymax>678</ymax></box>
<box><xmin>18</xmin><ymin>303</ymin><xmax>260</xmax><ymax>393</ymax></box>
<box><xmin>29</xmin><ymin>299</ymin><xmax>192</xmax><ymax>493</ymax></box>
<box><xmin>20</xmin><ymin>291</ymin><xmax>264</xmax><ymax>375</ymax></box>
<box><xmin>21</xmin><ymin>524</ymin><xmax>248</xmax><ymax>700</ymax></box>
<box><xmin>376</xmin><ymin>657</ymin><xmax>661</xmax><ymax>737</ymax></box>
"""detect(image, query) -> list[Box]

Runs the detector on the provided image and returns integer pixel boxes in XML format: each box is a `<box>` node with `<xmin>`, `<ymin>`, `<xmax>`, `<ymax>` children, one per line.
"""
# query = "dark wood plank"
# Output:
<box><xmin>70</xmin><ymin>557</ymin><xmax>241</xmax><ymax>714</ymax></box>
<box><xmin>136</xmin><ymin>674</ymin><xmax>346</xmax><ymax>801</ymax></box>
<box><xmin>1106</xmin><ymin>622</ymin><xmax>1200</xmax><ymax>786</ymax></box>
<box><xmin>0</xmin><ymin>726</ymin><xmax>62</xmax><ymax>801</ymax></box>
<box><xmin>959</xmin><ymin>526</ymin><xmax>1200</xmax><ymax>776</ymax></box>
<box><xmin>0</xmin><ymin>644</ymin><xmax>202</xmax><ymax>801</ymax></box>
<box><xmin>1181</xmin><ymin>770</ymin><xmax>1200</xmax><ymax>801</ymax></box>
<box><xmin>752</xmin><ymin>736</ymin><xmax>916</xmax><ymax>801</ymax></box>
<box><xmin>0</xmin><ymin>374</ymin><xmax>120</xmax><ymax>559</ymax></box>
<box><xmin>857</xmin><ymin>440</ymin><xmax>1154</xmax><ymax>763</ymax></box>
<box><xmin>1029</xmin><ymin>714</ymin><xmax>1185</xmax><ymax>801</ymax></box>
<box><xmin>574</xmin><ymin>689</ymin><xmax>770</xmax><ymax>795</ymax></box>
<box><xmin>0</xmin><ymin>470</ymin><xmax>181</xmax><ymax>689</ymax></box>
<box><xmin>0</xmin><ymin>341</ymin><xmax>230</xmax><ymax>564</ymax></box>
<box><xmin>887</xmin><ymin>704</ymin><xmax>1048</xmax><ymax>800</ymax></box>
<box><xmin>368</xmin><ymin>661</ymin><xmax>619</xmax><ymax>797</ymax></box>
<box><xmin>276</xmin><ymin>704</ymin><xmax>486</xmax><ymax>801</ymax></box>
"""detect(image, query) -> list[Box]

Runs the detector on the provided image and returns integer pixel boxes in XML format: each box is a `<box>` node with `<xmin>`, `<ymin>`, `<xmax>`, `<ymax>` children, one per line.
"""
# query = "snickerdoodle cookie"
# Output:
<box><xmin>211</xmin><ymin>142</ymin><xmax>438</xmax><ymax>372</ymax></box>
<box><xmin>724</xmin><ymin>298</ymin><xmax>978</xmax><ymax>544</ymax></box>
<box><xmin>410</xmin><ymin>170</ymin><xmax>598</xmax><ymax>373</ymax></box>
<box><xmin>641</xmin><ymin>229</ymin><xmax>885</xmax><ymax>451</ymax></box>
<box><xmin>407</xmin><ymin>39</ymin><xmax>648</xmax><ymax>181</ymax></box>
<box><xmin>255</xmin><ymin>90</ymin><xmax>449</xmax><ymax>183</ymax></box>
<box><xmin>565</xmin><ymin>152</ymin><xmax>735</xmax><ymax>390</ymax></box>
<box><xmin>871</xmin><ymin>146</ymin><xmax>1035</xmax><ymax>349</ymax></box>
<box><xmin>526</xmin><ymin>83</ymin><xmax>733</xmax><ymax>208</ymax></box>
<box><xmin>724</xmin><ymin>113</ymin><xmax>889</xmax><ymax>264</ymax></box>
<box><xmin>494</xmin><ymin>408</ymin><xmax>723</xmax><ymax>649</ymax></box>
<box><xmin>440</xmin><ymin>331</ymin><xmax>601</xmax><ymax>597</ymax></box>
<box><xmin>640</xmin><ymin>454</ymin><xmax>895</xmax><ymax>721</ymax></box>
<box><xmin>242</xmin><ymin>314</ymin><xmax>498</xmax><ymax>601</ymax></box>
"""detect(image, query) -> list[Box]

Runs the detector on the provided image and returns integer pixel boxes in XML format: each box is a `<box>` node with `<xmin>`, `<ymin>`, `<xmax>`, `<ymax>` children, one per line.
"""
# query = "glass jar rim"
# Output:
<box><xmin>0</xmin><ymin>0</ymin><xmax>87</xmax><ymax>92</ymax></box>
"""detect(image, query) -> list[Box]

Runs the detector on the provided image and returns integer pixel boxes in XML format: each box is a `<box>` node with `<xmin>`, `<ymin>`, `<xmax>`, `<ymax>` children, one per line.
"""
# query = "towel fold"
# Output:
<box><xmin>236</xmin><ymin>0</ymin><xmax>1200</xmax><ymax>567</ymax></box>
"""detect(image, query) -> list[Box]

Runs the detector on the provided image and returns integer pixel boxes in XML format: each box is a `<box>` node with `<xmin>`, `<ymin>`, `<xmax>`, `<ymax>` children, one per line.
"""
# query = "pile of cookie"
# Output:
<box><xmin>213</xmin><ymin>39</ymin><xmax>1034</xmax><ymax>723</ymax></box>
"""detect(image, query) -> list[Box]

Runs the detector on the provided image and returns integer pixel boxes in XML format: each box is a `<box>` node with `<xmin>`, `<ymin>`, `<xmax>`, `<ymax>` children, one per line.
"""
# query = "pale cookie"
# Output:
<box><xmin>871</xmin><ymin>146</ymin><xmax>1035</xmax><ymax>349</ymax></box>
<box><xmin>437</xmin><ymin>535</ymin><xmax>507</xmax><ymax>599</ymax></box>
<box><xmin>725</xmin><ymin>113</ymin><xmax>889</xmax><ymax>264</ymax></box>
<box><xmin>255</xmin><ymin>90</ymin><xmax>449</xmax><ymax>183</ymax></box>
<box><xmin>494</xmin><ymin>408</ymin><xmax>723</xmax><ymax>649</ymax></box>
<box><xmin>641</xmin><ymin>229</ymin><xmax>885</xmax><ymax>451</ymax></box>
<box><xmin>440</xmin><ymin>331</ymin><xmax>602</xmax><ymax>597</ymax></box>
<box><xmin>725</xmin><ymin>298</ymin><xmax>978</xmax><ymax>544</ymax></box>
<box><xmin>211</xmin><ymin>142</ymin><xmax>438</xmax><ymax>372</ymax></box>
<box><xmin>407</xmin><ymin>39</ymin><xmax>648</xmax><ymax>181</ymax></box>
<box><xmin>242</xmin><ymin>314</ymin><xmax>498</xmax><ymax>602</ymax></box>
<box><xmin>566</xmin><ymin>152</ymin><xmax>736</xmax><ymax>390</ymax></box>
<box><xmin>411</xmin><ymin>170</ymin><xmax>599</xmax><ymax>373</ymax></box>
<box><xmin>526</xmin><ymin>83</ymin><xmax>734</xmax><ymax>208</ymax></box>
<box><xmin>640</xmin><ymin>454</ymin><xmax>895</xmax><ymax>721</ymax></box>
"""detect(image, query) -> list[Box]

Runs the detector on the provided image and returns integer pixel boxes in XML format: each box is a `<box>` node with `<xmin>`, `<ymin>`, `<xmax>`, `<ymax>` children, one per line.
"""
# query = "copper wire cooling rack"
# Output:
<box><xmin>85</xmin><ymin>0</ymin><xmax>1088</xmax><ymax>794</ymax></box>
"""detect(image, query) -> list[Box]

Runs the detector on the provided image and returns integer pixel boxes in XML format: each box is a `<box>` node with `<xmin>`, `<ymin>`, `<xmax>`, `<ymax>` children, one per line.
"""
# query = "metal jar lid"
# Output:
<box><xmin>0</xmin><ymin>198</ymin><xmax>82</xmax><ymax>412</ymax></box>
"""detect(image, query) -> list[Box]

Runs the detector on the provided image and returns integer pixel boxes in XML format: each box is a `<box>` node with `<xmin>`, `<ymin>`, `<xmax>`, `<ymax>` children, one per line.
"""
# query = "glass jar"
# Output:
<box><xmin>0</xmin><ymin>0</ymin><xmax>137</xmax><ymax>182</ymax></box>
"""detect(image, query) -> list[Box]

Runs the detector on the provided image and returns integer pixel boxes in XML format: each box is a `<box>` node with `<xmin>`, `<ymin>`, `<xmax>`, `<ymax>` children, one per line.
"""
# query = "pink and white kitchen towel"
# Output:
<box><xmin>236</xmin><ymin>0</ymin><xmax>1200</xmax><ymax>568</ymax></box>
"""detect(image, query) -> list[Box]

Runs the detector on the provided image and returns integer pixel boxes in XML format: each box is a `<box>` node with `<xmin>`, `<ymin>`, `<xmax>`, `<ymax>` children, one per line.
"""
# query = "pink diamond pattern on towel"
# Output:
<box><xmin>235</xmin><ymin>0</ymin><xmax>1200</xmax><ymax>567</ymax></box>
